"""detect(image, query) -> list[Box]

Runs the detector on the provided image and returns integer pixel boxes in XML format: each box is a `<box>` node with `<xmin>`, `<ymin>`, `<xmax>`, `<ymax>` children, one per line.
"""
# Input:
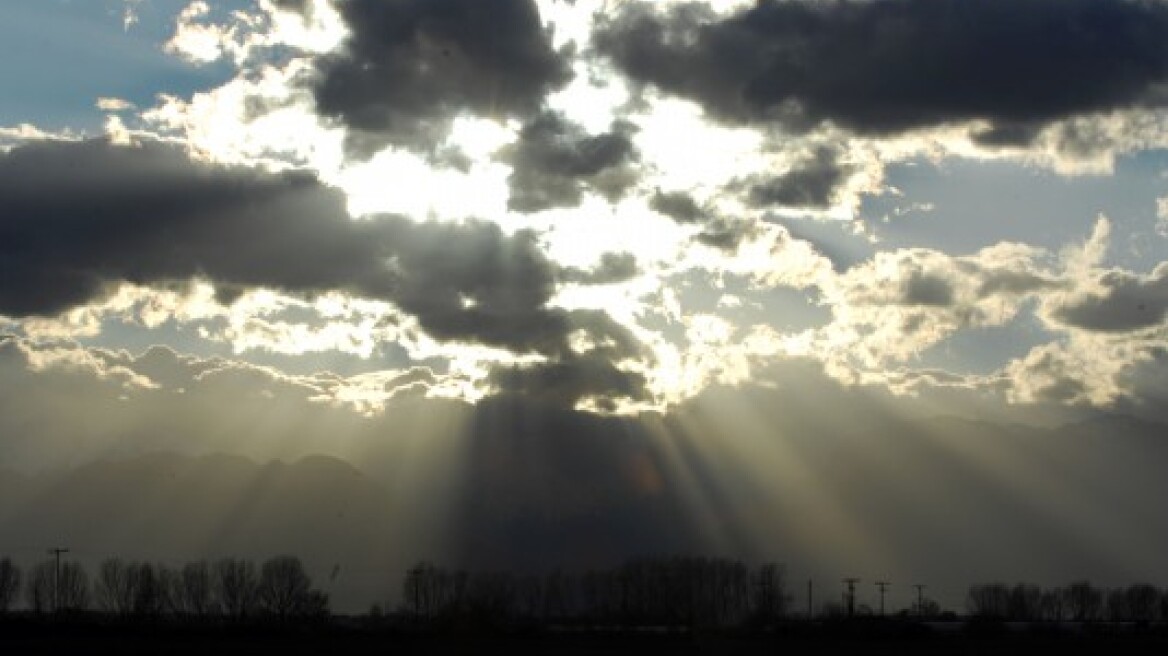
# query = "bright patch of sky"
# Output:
<box><xmin>866</xmin><ymin>152</ymin><xmax>1168</xmax><ymax>270</ymax></box>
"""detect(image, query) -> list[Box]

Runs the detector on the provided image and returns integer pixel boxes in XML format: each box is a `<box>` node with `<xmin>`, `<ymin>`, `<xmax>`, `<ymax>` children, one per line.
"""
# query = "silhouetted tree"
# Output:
<box><xmin>96</xmin><ymin>558</ymin><xmax>135</xmax><ymax>615</ymax></box>
<box><xmin>1039</xmin><ymin>588</ymin><xmax>1066</xmax><ymax>621</ymax></box>
<box><xmin>751</xmin><ymin>562</ymin><xmax>789</xmax><ymax>622</ymax></box>
<box><xmin>465</xmin><ymin>571</ymin><xmax>518</xmax><ymax>622</ymax></box>
<box><xmin>158</xmin><ymin>566</ymin><xmax>180</xmax><ymax>615</ymax></box>
<box><xmin>0</xmin><ymin>558</ymin><xmax>21</xmax><ymax>612</ymax></box>
<box><xmin>257</xmin><ymin>555</ymin><xmax>318</xmax><ymax>620</ymax></box>
<box><xmin>917</xmin><ymin>598</ymin><xmax>941</xmax><ymax>618</ymax></box>
<box><xmin>966</xmin><ymin>583</ymin><xmax>1010</xmax><ymax>619</ymax></box>
<box><xmin>26</xmin><ymin>561</ymin><xmax>54</xmax><ymax>613</ymax></box>
<box><xmin>57</xmin><ymin>561</ymin><xmax>89</xmax><ymax>611</ymax></box>
<box><xmin>1124</xmin><ymin>584</ymin><xmax>1160</xmax><ymax>623</ymax></box>
<box><xmin>403</xmin><ymin>561</ymin><xmax>437</xmax><ymax>618</ymax></box>
<box><xmin>130</xmin><ymin>562</ymin><xmax>166</xmax><ymax>617</ymax></box>
<box><xmin>1106</xmin><ymin>587</ymin><xmax>1128</xmax><ymax>622</ymax></box>
<box><xmin>541</xmin><ymin>569</ymin><xmax>575</xmax><ymax>621</ymax></box>
<box><xmin>1008</xmin><ymin>583</ymin><xmax>1041</xmax><ymax>621</ymax></box>
<box><xmin>517</xmin><ymin>574</ymin><xmax>544</xmax><ymax>620</ymax></box>
<box><xmin>213</xmin><ymin>557</ymin><xmax>258</xmax><ymax>619</ymax></box>
<box><xmin>1065</xmin><ymin>581</ymin><xmax>1103</xmax><ymax>622</ymax></box>
<box><xmin>173</xmin><ymin>560</ymin><xmax>216</xmax><ymax>617</ymax></box>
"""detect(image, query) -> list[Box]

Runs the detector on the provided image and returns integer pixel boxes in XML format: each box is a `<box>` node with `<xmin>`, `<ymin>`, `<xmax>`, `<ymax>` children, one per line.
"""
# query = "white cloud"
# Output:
<box><xmin>96</xmin><ymin>97</ymin><xmax>136</xmax><ymax>112</ymax></box>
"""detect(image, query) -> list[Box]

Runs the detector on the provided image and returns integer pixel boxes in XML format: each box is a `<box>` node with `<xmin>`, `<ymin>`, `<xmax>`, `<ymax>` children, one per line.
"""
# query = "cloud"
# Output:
<box><xmin>498</xmin><ymin>112</ymin><xmax>639</xmax><ymax>212</ymax></box>
<box><xmin>743</xmin><ymin>146</ymin><xmax>854</xmax><ymax>210</ymax></box>
<box><xmin>559</xmin><ymin>252</ymin><xmax>639</xmax><ymax>285</ymax></box>
<box><xmin>311</xmin><ymin>0</ymin><xmax>572</xmax><ymax>157</ymax></box>
<box><xmin>812</xmin><ymin>241</ymin><xmax>1058</xmax><ymax>367</ymax></box>
<box><xmin>166</xmin><ymin>1</ymin><xmax>240</xmax><ymax>64</ymax></box>
<box><xmin>269</xmin><ymin>0</ymin><xmax>312</xmax><ymax>16</ymax></box>
<box><xmin>1047</xmin><ymin>265</ymin><xmax>1168</xmax><ymax>332</ymax></box>
<box><xmin>650</xmin><ymin>189</ymin><xmax>706</xmax><ymax>224</ymax></box>
<box><xmin>96</xmin><ymin>97</ymin><xmax>136</xmax><ymax>112</ymax></box>
<box><xmin>594</xmin><ymin>0</ymin><xmax>1168</xmax><ymax>137</ymax></box>
<box><xmin>489</xmin><ymin>352</ymin><xmax>650</xmax><ymax>409</ymax></box>
<box><xmin>0</xmin><ymin>138</ymin><xmax>370</xmax><ymax>317</ymax></box>
<box><xmin>0</xmin><ymin>138</ymin><xmax>630</xmax><ymax>360</ymax></box>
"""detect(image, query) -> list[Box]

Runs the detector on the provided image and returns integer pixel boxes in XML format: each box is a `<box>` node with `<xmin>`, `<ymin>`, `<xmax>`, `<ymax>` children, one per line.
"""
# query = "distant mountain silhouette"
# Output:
<box><xmin>2</xmin><ymin>410</ymin><xmax>1168</xmax><ymax>614</ymax></box>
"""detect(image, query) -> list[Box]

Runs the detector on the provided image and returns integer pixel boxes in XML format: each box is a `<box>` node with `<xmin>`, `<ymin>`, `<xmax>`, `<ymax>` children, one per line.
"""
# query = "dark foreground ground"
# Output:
<box><xmin>5</xmin><ymin>619</ymin><xmax>1168</xmax><ymax>655</ymax></box>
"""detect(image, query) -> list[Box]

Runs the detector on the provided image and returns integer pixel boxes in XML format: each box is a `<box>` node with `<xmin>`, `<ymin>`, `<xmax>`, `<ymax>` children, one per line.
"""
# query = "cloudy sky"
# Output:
<box><xmin>4</xmin><ymin>0</ymin><xmax>1168</xmax><ymax>612</ymax></box>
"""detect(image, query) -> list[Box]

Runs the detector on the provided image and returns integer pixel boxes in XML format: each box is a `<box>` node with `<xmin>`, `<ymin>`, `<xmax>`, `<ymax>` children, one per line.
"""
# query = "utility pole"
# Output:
<box><xmin>47</xmin><ymin>547</ymin><xmax>69</xmax><ymax>613</ymax></box>
<box><xmin>875</xmin><ymin>581</ymin><xmax>890</xmax><ymax>616</ymax></box>
<box><xmin>408</xmin><ymin>564</ymin><xmax>422</xmax><ymax>619</ymax></box>
<box><xmin>913</xmin><ymin>584</ymin><xmax>927</xmax><ymax>617</ymax></box>
<box><xmin>842</xmin><ymin>578</ymin><xmax>860</xmax><ymax>618</ymax></box>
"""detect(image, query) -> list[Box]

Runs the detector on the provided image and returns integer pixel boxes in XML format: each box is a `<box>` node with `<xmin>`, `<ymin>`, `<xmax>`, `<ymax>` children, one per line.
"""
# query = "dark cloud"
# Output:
<box><xmin>0</xmin><ymin>138</ymin><xmax>377</xmax><ymax>317</ymax></box>
<box><xmin>489</xmin><ymin>353</ymin><xmax>649</xmax><ymax>409</ymax></box>
<box><xmin>650</xmin><ymin>189</ymin><xmax>706</xmax><ymax>224</ymax></box>
<box><xmin>649</xmin><ymin>189</ymin><xmax>759</xmax><ymax>252</ymax></box>
<box><xmin>901</xmin><ymin>271</ymin><xmax>956</xmax><ymax>307</ymax></box>
<box><xmin>0</xmin><ymin>138</ymin><xmax>622</xmax><ymax>357</ymax></box>
<box><xmin>1049</xmin><ymin>266</ymin><xmax>1168</xmax><ymax>332</ymax></box>
<box><xmin>695</xmin><ymin>218</ymin><xmax>758</xmax><ymax>253</ymax></box>
<box><xmin>594</xmin><ymin>0</ymin><xmax>1168</xmax><ymax>136</ymax></box>
<box><xmin>745</xmin><ymin>147</ymin><xmax>852</xmax><ymax>209</ymax></box>
<box><xmin>489</xmin><ymin>306</ymin><xmax>651</xmax><ymax>408</ymax></box>
<box><xmin>312</xmin><ymin>0</ymin><xmax>572</xmax><ymax>157</ymax></box>
<box><xmin>559</xmin><ymin>252</ymin><xmax>639</xmax><ymax>285</ymax></box>
<box><xmin>270</xmin><ymin>0</ymin><xmax>311</xmax><ymax>16</ymax></box>
<box><xmin>377</xmin><ymin>219</ymin><xmax>569</xmax><ymax>353</ymax></box>
<box><xmin>970</xmin><ymin>121</ymin><xmax>1046</xmax><ymax>149</ymax></box>
<box><xmin>498</xmin><ymin>112</ymin><xmax>639</xmax><ymax>212</ymax></box>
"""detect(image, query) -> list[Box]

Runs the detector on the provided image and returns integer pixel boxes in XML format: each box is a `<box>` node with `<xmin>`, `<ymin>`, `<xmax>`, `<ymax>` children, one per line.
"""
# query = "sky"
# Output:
<box><xmin>4</xmin><ymin>0</ymin><xmax>1168</xmax><ymax>613</ymax></box>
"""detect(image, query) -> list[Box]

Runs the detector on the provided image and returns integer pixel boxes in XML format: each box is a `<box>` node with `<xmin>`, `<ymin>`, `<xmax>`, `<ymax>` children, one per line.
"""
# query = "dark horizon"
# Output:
<box><xmin>3</xmin><ymin>401</ymin><xmax>1168</xmax><ymax>615</ymax></box>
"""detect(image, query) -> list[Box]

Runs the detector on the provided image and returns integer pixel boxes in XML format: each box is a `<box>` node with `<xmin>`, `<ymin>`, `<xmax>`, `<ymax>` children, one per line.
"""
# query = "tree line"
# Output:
<box><xmin>7</xmin><ymin>552</ymin><xmax>1168</xmax><ymax>628</ymax></box>
<box><xmin>396</xmin><ymin>556</ymin><xmax>791</xmax><ymax>628</ymax></box>
<box><xmin>0</xmin><ymin>555</ymin><xmax>327</xmax><ymax>621</ymax></box>
<box><xmin>966</xmin><ymin>581</ymin><xmax>1168</xmax><ymax>623</ymax></box>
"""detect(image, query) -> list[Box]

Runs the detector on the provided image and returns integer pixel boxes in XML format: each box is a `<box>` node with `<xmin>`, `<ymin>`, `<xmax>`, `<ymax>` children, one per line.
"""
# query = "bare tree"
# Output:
<box><xmin>1065</xmin><ymin>581</ymin><xmax>1103</xmax><ymax>622</ymax></box>
<box><xmin>966</xmin><ymin>583</ymin><xmax>1010</xmax><ymax>619</ymax></box>
<box><xmin>751</xmin><ymin>562</ymin><xmax>789</xmax><ymax>621</ymax></box>
<box><xmin>158</xmin><ymin>566</ymin><xmax>181</xmax><ymax>615</ymax></box>
<box><xmin>542</xmin><ymin>569</ymin><xmax>574</xmax><ymax>621</ymax></box>
<box><xmin>1008</xmin><ymin>583</ymin><xmax>1042</xmax><ymax>621</ymax></box>
<box><xmin>96</xmin><ymin>558</ymin><xmax>135</xmax><ymax>615</ymax></box>
<box><xmin>1106</xmin><ymin>588</ymin><xmax>1128</xmax><ymax>622</ymax></box>
<box><xmin>130</xmin><ymin>562</ymin><xmax>165</xmax><ymax>617</ymax></box>
<box><xmin>173</xmin><ymin>560</ymin><xmax>216</xmax><ymax>617</ymax></box>
<box><xmin>1125</xmin><ymin>584</ymin><xmax>1160</xmax><ymax>623</ymax></box>
<box><xmin>0</xmin><ymin>558</ymin><xmax>21</xmax><ymax>612</ymax></box>
<box><xmin>257</xmin><ymin>555</ymin><xmax>313</xmax><ymax>620</ymax></box>
<box><xmin>1039</xmin><ymin>588</ymin><xmax>1066</xmax><ymax>622</ymax></box>
<box><xmin>26</xmin><ymin>561</ymin><xmax>54</xmax><ymax>613</ymax></box>
<box><xmin>213</xmin><ymin>557</ymin><xmax>258</xmax><ymax>619</ymax></box>
<box><xmin>57</xmin><ymin>561</ymin><xmax>89</xmax><ymax>611</ymax></box>
<box><xmin>403</xmin><ymin>561</ymin><xmax>433</xmax><ymax>618</ymax></box>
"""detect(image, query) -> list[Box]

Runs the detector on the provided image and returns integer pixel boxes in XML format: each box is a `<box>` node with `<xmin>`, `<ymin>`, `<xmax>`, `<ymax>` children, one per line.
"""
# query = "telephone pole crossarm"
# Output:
<box><xmin>47</xmin><ymin>547</ymin><xmax>69</xmax><ymax>613</ymax></box>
